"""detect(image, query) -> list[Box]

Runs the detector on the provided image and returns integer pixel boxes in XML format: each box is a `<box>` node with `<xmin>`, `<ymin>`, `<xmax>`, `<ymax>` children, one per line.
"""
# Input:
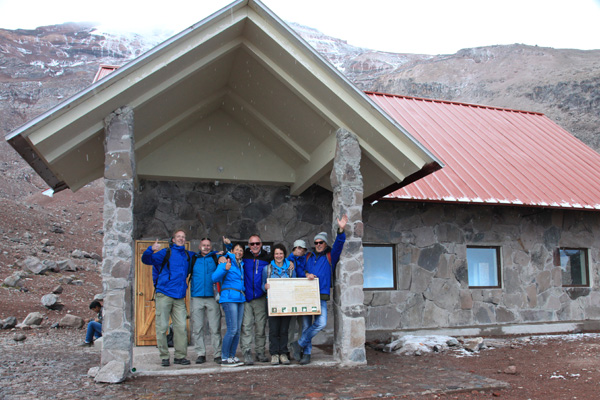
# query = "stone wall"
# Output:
<box><xmin>135</xmin><ymin>181</ymin><xmax>333</xmax><ymax>247</ymax></box>
<box><xmin>363</xmin><ymin>201</ymin><xmax>600</xmax><ymax>336</ymax></box>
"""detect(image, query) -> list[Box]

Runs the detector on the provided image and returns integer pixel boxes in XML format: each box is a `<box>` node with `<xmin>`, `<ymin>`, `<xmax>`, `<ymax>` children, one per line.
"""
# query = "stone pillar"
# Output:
<box><xmin>331</xmin><ymin>128</ymin><xmax>366</xmax><ymax>365</ymax></box>
<box><xmin>98</xmin><ymin>106</ymin><xmax>135</xmax><ymax>383</ymax></box>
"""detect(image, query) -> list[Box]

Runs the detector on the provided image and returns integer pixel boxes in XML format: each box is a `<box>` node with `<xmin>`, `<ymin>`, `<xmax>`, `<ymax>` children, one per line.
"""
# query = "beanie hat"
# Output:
<box><xmin>293</xmin><ymin>239</ymin><xmax>307</xmax><ymax>249</ymax></box>
<box><xmin>313</xmin><ymin>232</ymin><xmax>329</xmax><ymax>244</ymax></box>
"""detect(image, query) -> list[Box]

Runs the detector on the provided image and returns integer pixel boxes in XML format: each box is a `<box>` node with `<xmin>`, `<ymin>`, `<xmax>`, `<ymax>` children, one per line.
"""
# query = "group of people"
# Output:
<box><xmin>141</xmin><ymin>214</ymin><xmax>348</xmax><ymax>368</ymax></box>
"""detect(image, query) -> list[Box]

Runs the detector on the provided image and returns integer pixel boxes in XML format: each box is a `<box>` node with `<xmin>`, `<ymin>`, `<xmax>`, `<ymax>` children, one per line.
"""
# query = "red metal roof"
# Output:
<box><xmin>367</xmin><ymin>92</ymin><xmax>600</xmax><ymax>210</ymax></box>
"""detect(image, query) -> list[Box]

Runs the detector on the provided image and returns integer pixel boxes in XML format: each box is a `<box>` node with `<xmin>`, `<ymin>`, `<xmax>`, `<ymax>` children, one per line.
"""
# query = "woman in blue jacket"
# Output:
<box><xmin>263</xmin><ymin>243</ymin><xmax>295</xmax><ymax>365</ymax></box>
<box><xmin>212</xmin><ymin>242</ymin><xmax>246</xmax><ymax>367</ymax></box>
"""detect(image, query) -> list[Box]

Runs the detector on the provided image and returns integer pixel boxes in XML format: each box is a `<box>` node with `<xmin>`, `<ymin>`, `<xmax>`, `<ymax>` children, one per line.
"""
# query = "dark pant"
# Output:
<box><xmin>268</xmin><ymin>316</ymin><xmax>291</xmax><ymax>355</ymax></box>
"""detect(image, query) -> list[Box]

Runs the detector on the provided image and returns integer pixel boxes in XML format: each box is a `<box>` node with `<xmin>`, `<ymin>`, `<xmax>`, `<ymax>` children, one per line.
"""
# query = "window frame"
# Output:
<box><xmin>466</xmin><ymin>245</ymin><xmax>502</xmax><ymax>289</ymax></box>
<box><xmin>557</xmin><ymin>247</ymin><xmax>590</xmax><ymax>288</ymax></box>
<box><xmin>363</xmin><ymin>243</ymin><xmax>397</xmax><ymax>291</ymax></box>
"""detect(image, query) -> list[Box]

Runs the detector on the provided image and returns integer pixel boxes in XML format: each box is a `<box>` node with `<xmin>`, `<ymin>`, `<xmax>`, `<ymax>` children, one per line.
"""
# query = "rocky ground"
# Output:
<box><xmin>2</xmin><ymin>328</ymin><xmax>600</xmax><ymax>399</ymax></box>
<box><xmin>0</xmin><ymin>175</ymin><xmax>104</xmax><ymax>325</ymax></box>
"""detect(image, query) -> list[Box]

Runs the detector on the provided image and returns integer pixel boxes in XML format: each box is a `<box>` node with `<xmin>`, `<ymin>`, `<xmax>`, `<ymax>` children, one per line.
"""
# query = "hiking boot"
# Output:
<box><xmin>256</xmin><ymin>352</ymin><xmax>269</xmax><ymax>363</ymax></box>
<box><xmin>161</xmin><ymin>359</ymin><xmax>170</xmax><ymax>367</ymax></box>
<box><xmin>243</xmin><ymin>350</ymin><xmax>254</xmax><ymax>365</ymax></box>
<box><xmin>195</xmin><ymin>355</ymin><xmax>206</xmax><ymax>364</ymax></box>
<box><xmin>173</xmin><ymin>358</ymin><xmax>191</xmax><ymax>365</ymax></box>
<box><xmin>270</xmin><ymin>354</ymin><xmax>280</xmax><ymax>365</ymax></box>
<box><xmin>213</xmin><ymin>357</ymin><xmax>221</xmax><ymax>364</ymax></box>
<box><xmin>280</xmin><ymin>353</ymin><xmax>290</xmax><ymax>365</ymax></box>
<box><xmin>291</xmin><ymin>341</ymin><xmax>302</xmax><ymax>361</ymax></box>
<box><xmin>300</xmin><ymin>353</ymin><xmax>311</xmax><ymax>365</ymax></box>
<box><xmin>78</xmin><ymin>341</ymin><xmax>93</xmax><ymax>347</ymax></box>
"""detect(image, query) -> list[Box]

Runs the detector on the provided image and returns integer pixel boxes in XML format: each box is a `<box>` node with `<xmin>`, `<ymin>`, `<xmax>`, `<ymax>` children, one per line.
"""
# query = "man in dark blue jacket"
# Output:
<box><xmin>292</xmin><ymin>215</ymin><xmax>348</xmax><ymax>365</ymax></box>
<box><xmin>189</xmin><ymin>238</ymin><xmax>222</xmax><ymax>364</ymax></box>
<box><xmin>240</xmin><ymin>234</ymin><xmax>272</xmax><ymax>365</ymax></box>
<box><xmin>142</xmin><ymin>230</ymin><xmax>192</xmax><ymax>367</ymax></box>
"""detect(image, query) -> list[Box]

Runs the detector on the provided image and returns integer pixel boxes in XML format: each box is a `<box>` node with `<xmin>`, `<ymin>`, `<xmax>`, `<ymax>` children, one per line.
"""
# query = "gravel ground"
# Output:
<box><xmin>3</xmin><ymin>328</ymin><xmax>600</xmax><ymax>399</ymax></box>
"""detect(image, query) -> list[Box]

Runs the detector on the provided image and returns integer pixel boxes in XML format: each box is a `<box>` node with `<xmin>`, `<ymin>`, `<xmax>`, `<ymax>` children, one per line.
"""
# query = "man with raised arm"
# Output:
<box><xmin>291</xmin><ymin>215</ymin><xmax>348</xmax><ymax>365</ymax></box>
<box><xmin>141</xmin><ymin>229</ymin><xmax>193</xmax><ymax>367</ymax></box>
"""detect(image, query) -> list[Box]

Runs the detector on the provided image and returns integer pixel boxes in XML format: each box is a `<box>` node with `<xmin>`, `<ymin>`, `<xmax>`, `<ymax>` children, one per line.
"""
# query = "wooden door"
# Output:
<box><xmin>135</xmin><ymin>240</ymin><xmax>191</xmax><ymax>346</ymax></box>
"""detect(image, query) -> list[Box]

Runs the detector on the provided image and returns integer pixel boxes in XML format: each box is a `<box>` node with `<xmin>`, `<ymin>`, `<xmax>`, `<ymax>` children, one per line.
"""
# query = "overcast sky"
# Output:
<box><xmin>0</xmin><ymin>0</ymin><xmax>599</xmax><ymax>54</ymax></box>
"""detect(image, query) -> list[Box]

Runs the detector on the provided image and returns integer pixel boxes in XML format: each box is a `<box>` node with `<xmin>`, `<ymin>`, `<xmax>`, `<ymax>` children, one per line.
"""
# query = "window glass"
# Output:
<box><xmin>364</xmin><ymin>245</ymin><xmax>395</xmax><ymax>290</ymax></box>
<box><xmin>559</xmin><ymin>248</ymin><xmax>589</xmax><ymax>286</ymax></box>
<box><xmin>467</xmin><ymin>246</ymin><xmax>500</xmax><ymax>288</ymax></box>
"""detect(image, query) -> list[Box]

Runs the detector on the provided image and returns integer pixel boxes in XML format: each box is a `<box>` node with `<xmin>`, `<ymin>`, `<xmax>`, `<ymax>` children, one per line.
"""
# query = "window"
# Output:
<box><xmin>363</xmin><ymin>244</ymin><xmax>396</xmax><ymax>290</ymax></box>
<box><xmin>467</xmin><ymin>246</ymin><xmax>501</xmax><ymax>288</ymax></box>
<box><xmin>558</xmin><ymin>248</ymin><xmax>589</xmax><ymax>287</ymax></box>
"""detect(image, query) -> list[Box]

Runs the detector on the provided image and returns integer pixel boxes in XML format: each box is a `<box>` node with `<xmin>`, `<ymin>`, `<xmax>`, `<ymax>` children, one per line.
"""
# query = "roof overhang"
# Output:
<box><xmin>5</xmin><ymin>0</ymin><xmax>441</xmax><ymax>199</ymax></box>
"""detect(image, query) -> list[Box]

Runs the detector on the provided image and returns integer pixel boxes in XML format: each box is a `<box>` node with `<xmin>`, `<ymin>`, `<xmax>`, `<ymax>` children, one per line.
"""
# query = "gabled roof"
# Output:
<box><xmin>5</xmin><ymin>0</ymin><xmax>440</xmax><ymax>198</ymax></box>
<box><xmin>368</xmin><ymin>92</ymin><xmax>600</xmax><ymax>210</ymax></box>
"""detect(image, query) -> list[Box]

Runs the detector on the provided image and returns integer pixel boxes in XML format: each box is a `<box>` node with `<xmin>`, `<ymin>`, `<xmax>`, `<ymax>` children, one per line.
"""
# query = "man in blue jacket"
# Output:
<box><xmin>291</xmin><ymin>215</ymin><xmax>348</xmax><ymax>365</ymax></box>
<box><xmin>189</xmin><ymin>238</ymin><xmax>222</xmax><ymax>364</ymax></box>
<box><xmin>240</xmin><ymin>234</ymin><xmax>272</xmax><ymax>365</ymax></box>
<box><xmin>142</xmin><ymin>230</ymin><xmax>192</xmax><ymax>367</ymax></box>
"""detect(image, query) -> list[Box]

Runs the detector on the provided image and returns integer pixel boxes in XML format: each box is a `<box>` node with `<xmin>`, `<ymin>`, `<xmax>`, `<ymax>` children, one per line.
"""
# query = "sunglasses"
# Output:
<box><xmin>249</xmin><ymin>242</ymin><xmax>262</xmax><ymax>246</ymax></box>
<box><xmin>314</xmin><ymin>241</ymin><xmax>325</xmax><ymax>245</ymax></box>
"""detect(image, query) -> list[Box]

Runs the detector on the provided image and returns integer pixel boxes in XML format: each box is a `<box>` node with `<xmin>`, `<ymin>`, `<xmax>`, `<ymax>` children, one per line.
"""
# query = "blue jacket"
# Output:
<box><xmin>212</xmin><ymin>253</ymin><xmax>245</xmax><ymax>304</ymax></box>
<box><xmin>303</xmin><ymin>232</ymin><xmax>345</xmax><ymax>297</ymax></box>
<box><xmin>287</xmin><ymin>253</ymin><xmax>307</xmax><ymax>277</ymax></box>
<box><xmin>262</xmin><ymin>259</ymin><xmax>296</xmax><ymax>292</ymax></box>
<box><xmin>141</xmin><ymin>244</ymin><xmax>193</xmax><ymax>299</ymax></box>
<box><xmin>190</xmin><ymin>252</ymin><xmax>219</xmax><ymax>297</ymax></box>
<box><xmin>242</xmin><ymin>247</ymin><xmax>272</xmax><ymax>302</ymax></box>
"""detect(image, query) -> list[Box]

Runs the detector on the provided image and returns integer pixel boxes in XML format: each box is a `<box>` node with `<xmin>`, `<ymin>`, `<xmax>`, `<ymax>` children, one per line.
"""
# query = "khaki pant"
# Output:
<box><xmin>155</xmin><ymin>293</ymin><xmax>188</xmax><ymax>360</ymax></box>
<box><xmin>240</xmin><ymin>296</ymin><xmax>267</xmax><ymax>355</ymax></box>
<box><xmin>190</xmin><ymin>296</ymin><xmax>222</xmax><ymax>358</ymax></box>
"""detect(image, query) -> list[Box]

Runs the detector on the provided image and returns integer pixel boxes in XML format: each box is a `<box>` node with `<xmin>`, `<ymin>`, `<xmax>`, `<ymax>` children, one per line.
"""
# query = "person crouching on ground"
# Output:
<box><xmin>263</xmin><ymin>243</ymin><xmax>296</xmax><ymax>365</ymax></box>
<box><xmin>141</xmin><ymin>230</ymin><xmax>193</xmax><ymax>367</ymax></box>
<box><xmin>212</xmin><ymin>242</ymin><xmax>246</xmax><ymax>367</ymax></box>
<box><xmin>79</xmin><ymin>300</ymin><xmax>102</xmax><ymax>347</ymax></box>
<box><xmin>291</xmin><ymin>214</ymin><xmax>348</xmax><ymax>365</ymax></box>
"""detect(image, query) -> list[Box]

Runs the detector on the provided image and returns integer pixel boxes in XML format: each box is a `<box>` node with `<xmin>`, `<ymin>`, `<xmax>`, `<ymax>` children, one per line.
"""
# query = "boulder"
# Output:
<box><xmin>22</xmin><ymin>312</ymin><xmax>43</xmax><ymax>326</ymax></box>
<box><xmin>58</xmin><ymin>276</ymin><xmax>74</xmax><ymax>285</ymax></box>
<box><xmin>59</xmin><ymin>314</ymin><xmax>84</xmax><ymax>329</ymax></box>
<box><xmin>52</xmin><ymin>285</ymin><xmax>63</xmax><ymax>294</ymax></box>
<box><xmin>3</xmin><ymin>274</ymin><xmax>23</xmax><ymax>288</ymax></box>
<box><xmin>22</xmin><ymin>256</ymin><xmax>49</xmax><ymax>275</ymax></box>
<box><xmin>90</xmin><ymin>252</ymin><xmax>102</xmax><ymax>261</ymax></box>
<box><xmin>57</xmin><ymin>259</ymin><xmax>78</xmax><ymax>272</ymax></box>
<box><xmin>71</xmin><ymin>249</ymin><xmax>84</xmax><ymax>259</ymax></box>
<box><xmin>463</xmin><ymin>337</ymin><xmax>484</xmax><ymax>352</ymax></box>
<box><xmin>87</xmin><ymin>366</ymin><xmax>100</xmax><ymax>378</ymax></box>
<box><xmin>1</xmin><ymin>316</ymin><xmax>17</xmax><ymax>329</ymax></box>
<box><xmin>504</xmin><ymin>365</ymin><xmax>517</xmax><ymax>375</ymax></box>
<box><xmin>13</xmin><ymin>333</ymin><xmax>27</xmax><ymax>342</ymax></box>
<box><xmin>43</xmin><ymin>259</ymin><xmax>59</xmax><ymax>272</ymax></box>
<box><xmin>41</xmin><ymin>293</ymin><xmax>61</xmax><ymax>309</ymax></box>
